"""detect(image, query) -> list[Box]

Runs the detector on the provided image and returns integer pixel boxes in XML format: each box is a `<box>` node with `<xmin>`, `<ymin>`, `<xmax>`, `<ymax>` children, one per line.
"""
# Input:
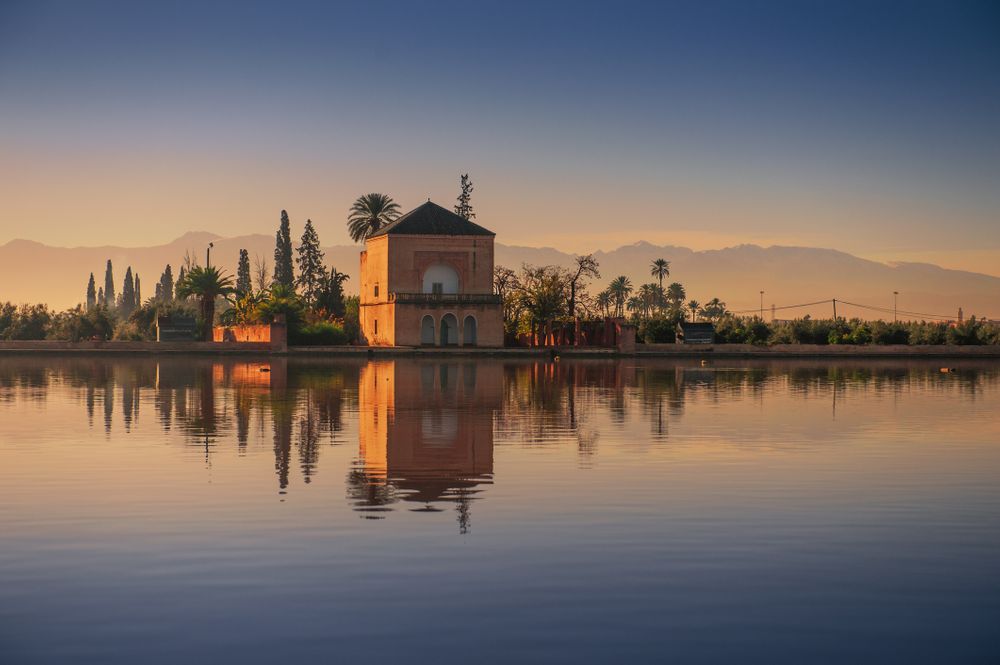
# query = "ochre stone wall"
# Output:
<box><xmin>213</xmin><ymin>324</ymin><xmax>271</xmax><ymax>343</ymax></box>
<box><xmin>392</xmin><ymin>304</ymin><xmax>503</xmax><ymax>347</ymax></box>
<box><xmin>360</xmin><ymin>301</ymin><xmax>398</xmax><ymax>346</ymax></box>
<box><xmin>359</xmin><ymin>233</ymin><xmax>502</xmax><ymax>347</ymax></box>
<box><xmin>387</xmin><ymin>235</ymin><xmax>494</xmax><ymax>294</ymax></box>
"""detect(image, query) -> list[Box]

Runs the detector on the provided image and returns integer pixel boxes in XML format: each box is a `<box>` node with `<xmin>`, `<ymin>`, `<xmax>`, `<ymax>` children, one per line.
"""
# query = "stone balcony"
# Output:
<box><xmin>389</xmin><ymin>292</ymin><xmax>502</xmax><ymax>305</ymax></box>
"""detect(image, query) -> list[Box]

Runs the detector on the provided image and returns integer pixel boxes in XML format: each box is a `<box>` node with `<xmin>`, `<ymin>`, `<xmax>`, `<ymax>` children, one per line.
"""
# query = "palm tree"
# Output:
<box><xmin>687</xmin><ymin>299</ymin><xmax>700</xmax><ymax>322</ymax></box>
<box><xmin>666</xmin><ymin>282</ymin><xmax>686</xmax><ymax>312</ymax></box>
<box><xmin>224</xmin><ymin>288</ymin><xmax>266</xmax><ymax>325</ymax></box>
<box><xmin>650</xmin><ymin>258</ymin><xmax>670</xmax><ymax>289</ymax></box>
<box><xmin>257</xmin><ymin>284</ymin><xmax>305</xmax><ymax>329</ymax></box>
<box><xmin>596</xmin><ymin>290</ymin><xmax>612</xmax><ymax>318</ymax></box>
<box><xmin>626</xmin><ymin>296</ymin><xmax>643</xmax><ymax>319</ymax></box>
<box><xmin>175</xmin><ymin>266</ymin><xmax>235</xmax><ymax>340</ymax></box>
<box><xmin>347</xmin><ymin>193</ymin><xmax>402</xmax><ymax>242</ymax></box>
<box><xmin>608</xmin><ymin>276</ymin><xmax>633</xmax><ymax>318</ymax></box>
<box><xmin>702</xmin><ymin>297</ymin><xmax>727</xmax><ymax>322</ymax></box>
<box><xmin>639</xmin><ymin>283</ymin><xmax>664</xmax><ymax>319</ymax></box>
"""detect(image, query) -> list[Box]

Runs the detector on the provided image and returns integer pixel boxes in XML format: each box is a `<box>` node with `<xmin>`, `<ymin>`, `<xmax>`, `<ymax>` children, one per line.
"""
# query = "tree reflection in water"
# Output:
<box><xmin>0</xmin><ymin>355</ymin><xmax>997</xmax><ymax>531</ymax></box>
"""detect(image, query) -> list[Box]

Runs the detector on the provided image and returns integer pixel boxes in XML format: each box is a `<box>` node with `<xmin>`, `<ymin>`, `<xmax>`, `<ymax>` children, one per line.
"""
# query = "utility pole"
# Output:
<box><xmin>759</xmin><ymin>290</ymin><xmax>764</xmax><ymax>320</ymax></box>
<box><xmin>893</xmin><ymin>291</ymin><xmax>898</xmax><ymax>323</ymax></box>
<box><xmin>206</xmin><ymin>242</ymin><xmax>214</xmax><ymax>268</ymax></box>
<box><xmin>832</xmin><ymin>298</ymin><xmax>837</xmax><ymax>320</ymax></box>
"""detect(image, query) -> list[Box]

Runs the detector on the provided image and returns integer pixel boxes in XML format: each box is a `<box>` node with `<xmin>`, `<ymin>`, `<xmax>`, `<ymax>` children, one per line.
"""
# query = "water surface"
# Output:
<box><xmin>1</xmin><ymin>357</ymin><xmax>999</xmax><ymax>663</ymax></box>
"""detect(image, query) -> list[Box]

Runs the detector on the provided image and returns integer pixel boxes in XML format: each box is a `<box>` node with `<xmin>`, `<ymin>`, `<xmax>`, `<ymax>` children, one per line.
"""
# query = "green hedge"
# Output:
<box><xmin>290</xmin><ymin>321</ymin><xmax>348</xmax><ymax>346</ymax></box>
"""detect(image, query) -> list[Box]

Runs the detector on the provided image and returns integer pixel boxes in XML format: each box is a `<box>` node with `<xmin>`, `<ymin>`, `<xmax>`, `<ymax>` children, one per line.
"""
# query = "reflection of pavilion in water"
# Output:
<box><xmin>350</xmin><ymin>360</ymin><xmax>499</xmax><ymax>532</ymax></box>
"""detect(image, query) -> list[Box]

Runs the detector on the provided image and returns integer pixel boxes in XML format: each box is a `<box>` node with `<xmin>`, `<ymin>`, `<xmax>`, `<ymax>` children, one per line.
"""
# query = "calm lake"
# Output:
<box><xmin>1</xmin><ymin>356</ymin><xmax>998</xmax><ymax>663</ymax></box>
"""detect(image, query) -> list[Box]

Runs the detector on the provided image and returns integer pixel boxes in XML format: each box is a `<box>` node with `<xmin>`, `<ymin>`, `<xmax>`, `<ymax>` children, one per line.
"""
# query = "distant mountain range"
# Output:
<box><xmin>2</xmin><ymin>232</ymin><xmax>998</xmax><ymax>320</ymax></box>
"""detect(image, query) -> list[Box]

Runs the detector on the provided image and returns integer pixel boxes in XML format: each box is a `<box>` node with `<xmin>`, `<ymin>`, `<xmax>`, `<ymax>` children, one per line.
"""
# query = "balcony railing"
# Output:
<box><xmin>389</xmin><ymin>292</ymin><xmax>501</xmax><ymax>305</ymax></box>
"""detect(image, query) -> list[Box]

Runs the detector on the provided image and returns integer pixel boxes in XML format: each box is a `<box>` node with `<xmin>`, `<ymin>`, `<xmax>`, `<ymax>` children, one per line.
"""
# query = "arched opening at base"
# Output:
<box><xmin>420</xmin><ymin>315</ymin><xmax>435</xmax><ymax>345</ymax></box>
<box><xmin>440</xmin><ymin>314</ymin><xmax>458</xmax><ymax>346</ymax></box>
<box><xmin>463</xmin><ymin>315</ymin><xmax>477</xmax><ymax>346</ymax></box>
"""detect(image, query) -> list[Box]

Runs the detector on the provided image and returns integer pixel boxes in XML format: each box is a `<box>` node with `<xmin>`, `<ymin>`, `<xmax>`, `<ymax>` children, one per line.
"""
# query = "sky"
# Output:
<box><xmin>1</xmin><ymin>0</ymin><xmax>999</xmax><ymax>274</ymax></box>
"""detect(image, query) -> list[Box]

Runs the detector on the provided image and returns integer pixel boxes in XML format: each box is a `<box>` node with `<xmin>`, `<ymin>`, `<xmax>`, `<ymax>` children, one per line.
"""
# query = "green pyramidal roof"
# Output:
<box><xmin>368</xmin><ymin>201</ymin><xmax>494</xmax><ymax>238</ymax></box>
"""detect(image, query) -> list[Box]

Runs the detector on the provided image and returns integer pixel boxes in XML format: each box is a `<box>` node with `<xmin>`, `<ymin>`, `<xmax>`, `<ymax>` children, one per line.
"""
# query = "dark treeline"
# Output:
<box><xmin>492</xmin><ymin>253</ymin><xmax>1000</xmax><ymax>346</ymax></box>
<box><xmin>1</xmin><ymin>175</ymin><xmax>487</xmax><ymax>344</ymax></box>
<box><xmin>707</xmin><ymin>315</ymin><xmax>1000</xmax><ymax>346</ymax></box>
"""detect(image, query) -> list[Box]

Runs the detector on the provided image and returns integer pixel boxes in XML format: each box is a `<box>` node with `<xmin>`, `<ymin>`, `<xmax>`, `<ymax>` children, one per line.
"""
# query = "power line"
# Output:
<box><xmin>837</xmin><ymin>299</ymin><xmax>955</xmax><ymax>320</ymax></box>
<box><xmin>729</xmin><ymin>299</ymin><xmax>833</xmax><ymax>315</ymax></box>
<box><xmin>725</xmin><ymin>297</ymin><xmax>995</xmax><ymax>320</ymax></box>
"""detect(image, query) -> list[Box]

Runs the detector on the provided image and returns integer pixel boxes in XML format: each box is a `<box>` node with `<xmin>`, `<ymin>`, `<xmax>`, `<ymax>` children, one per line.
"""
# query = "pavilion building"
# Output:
<box><xmin>358</xmin><ymin>201</ymin><xmax>503</xmax><ymax>347</ymax></box>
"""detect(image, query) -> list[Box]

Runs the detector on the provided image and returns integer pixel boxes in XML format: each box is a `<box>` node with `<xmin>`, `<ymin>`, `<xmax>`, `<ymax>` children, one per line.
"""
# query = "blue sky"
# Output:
<box><xmin>1</xmin><ymin>0</ymin><xmax>998</xmax><ymax>272</ymax></box>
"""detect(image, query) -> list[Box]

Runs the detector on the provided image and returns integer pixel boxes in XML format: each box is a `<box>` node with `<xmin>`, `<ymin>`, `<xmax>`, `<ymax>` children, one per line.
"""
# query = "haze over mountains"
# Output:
<box><xmin>1</xmin><ymin>232</ymin><xmax>998</xmax><ymax>320</ymax></box>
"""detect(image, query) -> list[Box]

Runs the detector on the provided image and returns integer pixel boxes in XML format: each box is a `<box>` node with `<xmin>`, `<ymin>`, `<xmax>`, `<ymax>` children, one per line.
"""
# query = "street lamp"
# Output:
<box><xmin>893</xmin><ymin>291</ymin><xmax>898</xmax><ymax>323</ymax></box>
<box><xmin>206</xmin><ymin>242</ymin><xmax>214</xmax><ymax>268</ymax></box>
<box><xmin>759</xmin><ymin>290</ymin><xmax>764</xmax><ymax>320</ymax></box>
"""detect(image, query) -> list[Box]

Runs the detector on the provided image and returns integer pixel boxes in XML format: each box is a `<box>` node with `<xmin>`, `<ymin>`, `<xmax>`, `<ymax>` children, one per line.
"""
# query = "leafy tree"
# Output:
<box><xmin>273</xmin><ymin>210</ymin><xmax>295</xmax><ymax>289</ymax></box>
<box><xmin>493</xmin><ymin>265</ymin><xmax>519</xmax><ymax>326</ymax></box>
<box><xmin>316</xmin><ymin>268</ymin><xmax>348</xmax><ymax>318</ymax></box>
<box><xmin>176</xmin><ymin>266</ymin><xmax>186</xmax><ymax>298</ymax></box>
<box><xmin>86</xmin><ymin>273</ymin><xmax>97</xmax><ymax>310</ymax></box>
<box><xmin>97</xmin><ymin>287</ymin><xmax>104</xmax><ymax>306</ymax></box>
<box><xmin>48</xmin><ymin>305</ymin><xmax>115</xmax><ymax>341</ymax></box>
<box><xmin>159</xmin><ymin>265</ymin><xmax>174</xmax><ymax>302</ymax></box>
<box><xmin>236</xmin><ymin>249</ymin><xmax>252</xmax><ymax>297</ymax></box>
<box><xmin>120</xmin><ymin>267</ymin><xmax>136</xmax><ymax>316</ymax></box>
<box><xmin>567</xmin><ymin>254</ymin><xmax>599</xmax><ymax>319</ymax></box>
<box><xmin>295</xmin><ymin>219</ymin><xmax>326</xmax><ymax>305</ymax></box>
<box><xmin>103</xmin><ymin>260</ymin><xmax>115</xmax><ymax>308</ymax></box>
<box><xmin>515</xmin><ymin>265</ymin><xmax>569</xmax><ymax>340</ymax></box>
<box><xmin>175</xmin><ymin>266</ymin><xmax>235</xmax><ymax>340</ymax></box>
<box><xmin>253</xmin><ymin>255</ymin><xmax>270</xmax><ymax>292</ymax></box>
<box><xmin>947</xmin><ymin>317</ymin><xmax>985</xmax><ymax>345</ymax></box>
<box><xmin>347</xmin><ymin>193</ymin><xmax>401</xmax><ymax>242</ymax></box>
<box><xmin>454</xmin><ymin>173</ymin><xmax>475</xmax><ymax>220</ymax></box>
<box><xmin>0</xmin><ymin>303</ymin><xmax>50</xmax><ymax>339</ymax></box>
<box><xmin>0</xmin><ymin>302</ymin><xmax>14</xmax><ymax>337</ymax></box>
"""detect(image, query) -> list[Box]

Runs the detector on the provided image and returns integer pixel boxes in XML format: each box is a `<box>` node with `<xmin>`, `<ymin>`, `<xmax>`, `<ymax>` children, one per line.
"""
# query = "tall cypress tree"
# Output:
<box><xmin>295</xmin><ymin>219</ymin><xmax>325</xmax><ymax>305</ymax></box>
<box><xmin>86</xmin><ymin>273</ymin><xmax>97</xmax><ymax>310</ymax></box>
<box><xmin>121</xmin><ymin>267</ymin><xmax>136</xmax><ymax>316</ymax></box>
<box><xmin>159</xmin><ymin>265</ymin><xmax>174</xmax><ymax>302</ymax></box>
<box><xmin>103</xmin><ymin>260</ymin><xmax>115</xmax><ymax>308</ymax></box>
<box><xmin>176</xmin><ymin>266</ymin><xmax>187</xmax><ymax>301</ymax></box>
<box><xmin>98</xmin><ymin>287</ymin><xmax>105</xmax><ymax>307</ymax></box>
<box><xmin>134</xmin><ymin>274</ymin><xmax>141</xmax><ymax>306</ymax></box>
<box><xmin>454</xmin><ymin>173</ymin><xmax>475</xmax><ymax>220</ymax></box>
<box><xmin>236</xmin><ymin>249</ymin><xmax>252</xmax><ymax>297</ymax></box>
<box><xmin>273</xmin><ymin>210</ymin><xmax>294</xmax><ymax>289</ymax></box>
